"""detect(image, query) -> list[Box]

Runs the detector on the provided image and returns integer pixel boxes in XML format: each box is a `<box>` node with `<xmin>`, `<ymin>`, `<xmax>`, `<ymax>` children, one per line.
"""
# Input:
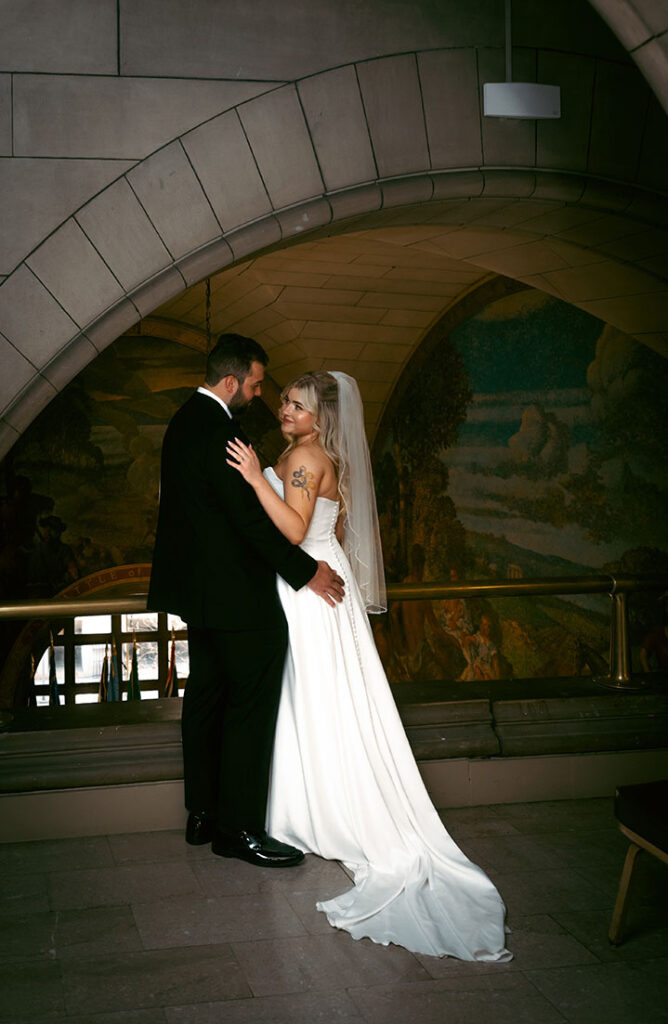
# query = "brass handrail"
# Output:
<box><xmin>1</xmin><ymin>573</ymin><xmax>666</xmax><ymax>693</ymax></box>
<box><xmin>0</xmin><ymin>573</ymin><xmax>665</xmax><ymax>620</ymax></box>
<box><xmin>0</xmin><ymin>596</ymin><xmax>149</xmax><ymax>619</ymax></box>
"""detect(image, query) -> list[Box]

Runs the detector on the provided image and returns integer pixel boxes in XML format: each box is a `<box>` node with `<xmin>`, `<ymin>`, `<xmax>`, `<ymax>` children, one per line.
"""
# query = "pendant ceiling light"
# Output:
<box><xmin>483</xmin><ymin>0</ymin><xmax>561</xmax><ymax>119</ymax></box>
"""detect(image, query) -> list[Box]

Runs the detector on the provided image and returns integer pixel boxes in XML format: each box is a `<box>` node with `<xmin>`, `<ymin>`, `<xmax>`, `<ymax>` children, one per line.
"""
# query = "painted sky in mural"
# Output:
<box><xmin>371</xmin><ymin>287</ymin><xmax>668</xmax><ymax>681</ymax></box>
<box><xmin>444</xmin><ymin>290</ymin><xmax>668</xmax><ymax>571</ymax></box>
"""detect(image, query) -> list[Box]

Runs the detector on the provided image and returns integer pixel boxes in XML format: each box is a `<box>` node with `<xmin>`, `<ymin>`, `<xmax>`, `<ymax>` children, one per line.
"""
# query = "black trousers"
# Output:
<box><xmin>183</xmin><ymin>620</ymin><xmax>289</xmax><ymax>834</ymax></box>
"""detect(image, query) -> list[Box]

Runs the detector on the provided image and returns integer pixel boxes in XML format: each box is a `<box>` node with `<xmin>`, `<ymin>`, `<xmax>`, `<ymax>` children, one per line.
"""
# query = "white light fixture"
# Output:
<box><xmin>483</xmin><ymin>0</ymin><xmax>561</xmax><ymax>119</ymax></box>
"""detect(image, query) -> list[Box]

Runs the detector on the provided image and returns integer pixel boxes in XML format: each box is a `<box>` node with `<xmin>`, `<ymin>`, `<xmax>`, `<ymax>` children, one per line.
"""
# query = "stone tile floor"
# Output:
<box><xmin>1</xmin><ymin>797</ymin><xmax>667</xmax><ymax>1023</ymax></box>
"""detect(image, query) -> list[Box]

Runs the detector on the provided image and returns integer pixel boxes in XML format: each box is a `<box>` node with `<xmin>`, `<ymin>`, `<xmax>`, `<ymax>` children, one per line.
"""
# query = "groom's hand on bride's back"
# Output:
<box><xmin>307</xmin><ymin>561</ymin><xmax>345</xmax><ymax>606</ymax></box>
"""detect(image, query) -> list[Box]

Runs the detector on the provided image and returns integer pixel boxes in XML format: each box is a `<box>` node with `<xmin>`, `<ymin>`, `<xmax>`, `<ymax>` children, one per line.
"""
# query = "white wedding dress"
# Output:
<box><xmin>265</xmin><ymin>468</ymin><xmax>511</xmax><ymax>961</ymax></box>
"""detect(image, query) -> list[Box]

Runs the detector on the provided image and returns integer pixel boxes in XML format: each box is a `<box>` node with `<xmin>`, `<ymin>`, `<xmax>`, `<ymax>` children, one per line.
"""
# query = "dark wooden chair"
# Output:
<box><xmin>608</xmin><ymin>779</ymin><xmax>668</xmax><ymax>945</ymax></box>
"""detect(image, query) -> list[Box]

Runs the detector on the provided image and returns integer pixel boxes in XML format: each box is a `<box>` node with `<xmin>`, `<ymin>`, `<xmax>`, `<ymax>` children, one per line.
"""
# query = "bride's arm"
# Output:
<box><xmin>226</xmin><ymin>440</ymin><xmax>323</xmax><ymax>544</ymax></box>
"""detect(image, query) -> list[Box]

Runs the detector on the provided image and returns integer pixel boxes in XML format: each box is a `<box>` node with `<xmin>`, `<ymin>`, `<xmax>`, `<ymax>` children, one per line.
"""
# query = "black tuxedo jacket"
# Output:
<box><xmin>148</xmin><ymin>391</ymin><xmax>317</xmax><ymax>630</ymax></box>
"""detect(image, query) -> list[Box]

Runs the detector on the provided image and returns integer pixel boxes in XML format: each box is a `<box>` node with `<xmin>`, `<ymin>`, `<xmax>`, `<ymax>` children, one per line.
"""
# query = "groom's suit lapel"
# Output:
<box><xmin>192</xmin><ymin>391</ymin><xmax>251</xmax><ymax>445</ymax></box>
<box><xmin>228</xmin><ymin>414</ymin><xmax>251</xmax><ymax>447</ymax></box>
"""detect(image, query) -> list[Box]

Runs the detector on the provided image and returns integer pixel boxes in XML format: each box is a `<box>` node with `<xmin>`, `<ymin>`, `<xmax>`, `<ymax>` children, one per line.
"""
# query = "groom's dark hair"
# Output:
<box><xmin>205</xmin><ymin>333</ymin><xmax>268</xmax><ymax>386</ymax></box>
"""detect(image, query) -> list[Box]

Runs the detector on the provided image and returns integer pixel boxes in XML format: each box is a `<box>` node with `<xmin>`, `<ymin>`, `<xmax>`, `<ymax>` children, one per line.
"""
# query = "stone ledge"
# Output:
<box><xmin>1</xmin><ymin>684</ymin><xmax>667</xmax><ymax>794</ymax></box>
<box><xmin>493</xmin><ymin>693</ymin><xmax>668</xmax><ymax>755</ymax></box>
<box><xmin>401</xmin><ymin>699</ymin><xmax>499</xmax><ymax>759</ymax></box>
<box><xmin>4</xmin><ymin>748</ymin><xmax>668</xmax><ymax>843</ymax></box>
<box><xmin>0</xmin><ymin>722</ymin><xmax>183</xmax><ymax>792</ymax></box>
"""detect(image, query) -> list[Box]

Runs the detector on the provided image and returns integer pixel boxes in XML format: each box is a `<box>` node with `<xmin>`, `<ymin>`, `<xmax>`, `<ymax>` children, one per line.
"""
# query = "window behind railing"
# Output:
<box><xmin>32</xmin><ymin>611</ymin><xmax>189</xmax><ymax>705</ymax></box>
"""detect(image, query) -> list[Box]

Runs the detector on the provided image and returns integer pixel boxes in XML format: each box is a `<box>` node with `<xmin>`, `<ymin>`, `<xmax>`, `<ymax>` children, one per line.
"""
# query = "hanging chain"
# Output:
<box><xmin>205</xmin><ymin>277</ymin><xmax>212</xmax><ymax>354</ymax></box>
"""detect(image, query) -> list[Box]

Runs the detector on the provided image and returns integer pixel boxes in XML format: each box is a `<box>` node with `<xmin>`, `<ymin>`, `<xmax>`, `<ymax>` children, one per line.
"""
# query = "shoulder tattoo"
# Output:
<box><xmin>291</xmin><ymin>465</ymin><xmax>315</xmax><ymax>500</ymax></box>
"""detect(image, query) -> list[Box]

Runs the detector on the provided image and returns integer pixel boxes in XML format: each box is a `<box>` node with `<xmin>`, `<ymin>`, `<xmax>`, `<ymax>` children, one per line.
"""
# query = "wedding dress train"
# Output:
<box><xmin>265</xmin><ymin>468</ymin><xmax>511</xmax><ymax>960</ymax></box>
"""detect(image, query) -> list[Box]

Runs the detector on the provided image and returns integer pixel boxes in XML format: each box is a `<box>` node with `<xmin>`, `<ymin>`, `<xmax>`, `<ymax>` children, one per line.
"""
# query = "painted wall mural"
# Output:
<box><xmin>372</xmin><ymin>289</ymin><xmax>668</xmax><ymax>683</ymax></box>
<box><xmin>0</xmin><ymin>335</ymin><xmax>282</xmax><ymax>604</ymax></box>
<box><xmin>1</xmin><ymin>287</ymin><xmax>667</xmax><ymax>695</ymax></box>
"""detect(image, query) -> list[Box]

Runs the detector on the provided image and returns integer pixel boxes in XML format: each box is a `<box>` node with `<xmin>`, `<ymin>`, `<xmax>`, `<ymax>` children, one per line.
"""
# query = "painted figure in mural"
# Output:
<box><xmin>226</xmin><ymin>370</ymin><xmax>511</xmax><ymax>961</ymax></box>
<box><xmin>391</xmin><ymin>543</ymin><xmax>461</xmax><ymax>680</ymax></box>
<box><xmin>640</xmin><ymin>595</ymin><xmax>668</xmax><ymax>674</ymax></box>
<box><xmin>0</xmin><ymin>475</ymin><xmax>54</xmax><ymax>599</ymax></box>
<box><xmin>27</xmin><ymin>515</ymin><xmax>79</xmax><ymax>597</ymax></box>
<box><xmin>439</xmin><ymin>566</ymin><xmax>476</xmax><ymax>677</ymax></box>
<box><xmin>148</xmin><ymin>334</ymin><xmax>344</xmax><ymax>869</ymax></box>
<box><xmin>461</xmin><ymin>613</ymin><xmax>501</xmax><ymax>681</ymax></box>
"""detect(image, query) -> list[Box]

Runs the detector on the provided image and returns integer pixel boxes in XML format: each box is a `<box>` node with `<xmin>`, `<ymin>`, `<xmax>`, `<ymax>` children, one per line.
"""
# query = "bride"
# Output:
<box><xmin>226</xmin><ymin>370</ymin><xmax>511</xmax><ymax>961</ymax></box>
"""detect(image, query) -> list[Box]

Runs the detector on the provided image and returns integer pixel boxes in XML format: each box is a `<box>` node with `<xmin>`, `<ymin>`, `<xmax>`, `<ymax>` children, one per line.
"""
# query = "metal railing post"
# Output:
<box><xmin>594</xmin><ymin>581</ymin><xmax>646</xmax><ymax>691</ymax></box>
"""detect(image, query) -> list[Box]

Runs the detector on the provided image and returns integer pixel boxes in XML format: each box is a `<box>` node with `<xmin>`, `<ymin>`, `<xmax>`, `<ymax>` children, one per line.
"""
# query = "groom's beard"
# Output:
<box><xmin>228</xmin><ymin>395</ymin><xmax>251</xmax><ymax>415</ymax></box>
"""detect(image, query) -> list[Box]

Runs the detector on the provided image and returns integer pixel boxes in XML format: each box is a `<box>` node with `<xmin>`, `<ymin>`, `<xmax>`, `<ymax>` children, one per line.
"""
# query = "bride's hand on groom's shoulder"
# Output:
<box><xmin>226</xmin><ymin>438</ymin><xmax>262</xmax><ymax>486</ymax></box>
<box><xmin>307</xmin><ymin>560</ymin><xmax>345</xmax><ymax>606</ymax></box>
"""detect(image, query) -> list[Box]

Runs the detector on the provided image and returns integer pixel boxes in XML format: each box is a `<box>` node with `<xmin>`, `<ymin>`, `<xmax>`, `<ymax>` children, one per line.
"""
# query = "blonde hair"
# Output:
<box><xmin>278</xmin><ymin>372</ymin><xmax>340</xmax><ymax>468</ymax></box>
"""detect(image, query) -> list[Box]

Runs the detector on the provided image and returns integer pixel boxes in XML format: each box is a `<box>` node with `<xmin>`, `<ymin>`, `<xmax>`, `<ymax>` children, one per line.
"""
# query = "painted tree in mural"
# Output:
<box><xmin>381</xmin><ymin>334</ymin><xmax>471</xmax><ymax>580</ymax></box>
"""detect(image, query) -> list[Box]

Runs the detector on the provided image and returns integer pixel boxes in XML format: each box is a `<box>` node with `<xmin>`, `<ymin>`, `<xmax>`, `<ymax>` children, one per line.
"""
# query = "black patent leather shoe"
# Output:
<box><xmin>185</xmin><ymin>811</ymin><xmax>215</xmax><ymax>846</ymax></box>
<box><xmin>211</xmin><ymin>829</ymin><xmax>305</xmax><ymax>867</ymax></box>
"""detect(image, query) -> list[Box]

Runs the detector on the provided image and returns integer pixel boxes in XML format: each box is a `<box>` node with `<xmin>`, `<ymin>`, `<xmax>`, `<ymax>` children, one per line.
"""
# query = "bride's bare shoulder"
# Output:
<box><xmin>284</xmin><ymin>442</ymin><xmax>330</xmax><ymax>470</ymax></box>
<box><xmin>282</xmin><ymin>444</ymin><xmax>338</xmax><ymax>499</ymax></box>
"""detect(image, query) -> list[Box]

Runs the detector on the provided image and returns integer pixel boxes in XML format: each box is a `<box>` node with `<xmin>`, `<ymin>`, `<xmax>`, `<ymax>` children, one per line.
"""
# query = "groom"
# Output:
<box><xmin>148</xmin><ymin>333</ymin><xmax>344</xmax><ymax>867</ymax></box>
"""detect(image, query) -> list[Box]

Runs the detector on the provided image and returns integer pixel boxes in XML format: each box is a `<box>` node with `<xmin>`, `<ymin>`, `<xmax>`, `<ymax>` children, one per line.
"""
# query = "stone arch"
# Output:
<box><xmin>588</xmin><ymin>0</ymin><xmax>668</xmax><ymax>116</ymax></box>
<box><xmin>1</xmin><ymin>46</ymin><xmax>667</xmax><ymax>460</ymax></box>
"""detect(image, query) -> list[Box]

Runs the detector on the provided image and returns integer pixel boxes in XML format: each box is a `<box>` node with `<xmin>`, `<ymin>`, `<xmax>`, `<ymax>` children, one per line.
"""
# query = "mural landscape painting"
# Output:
<box><xmin>1</xmin><ymin>287</ymin><xmax>667</xmax><ymax>691</ymax></box>
<box><xmin>373</xmin><ymin>289</ymin><xmax>668</xmax><ymax>682</ymax></box>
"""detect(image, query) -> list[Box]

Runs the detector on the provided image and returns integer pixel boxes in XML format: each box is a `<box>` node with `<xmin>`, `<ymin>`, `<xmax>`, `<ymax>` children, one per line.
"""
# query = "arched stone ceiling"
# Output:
<box><xmin>1</xmin><ymin>15</ymin><xmax>667</xmax><ymax>458</ymax></box>
<box><xmin>141</xmin><ymin>192</ymin><xmax>668</xmax><ymax>441</ymax></box>
<box><xmin>589</xmin><ymin>0</ymin><xmax>668</xmax><ymax>116</ymax></box>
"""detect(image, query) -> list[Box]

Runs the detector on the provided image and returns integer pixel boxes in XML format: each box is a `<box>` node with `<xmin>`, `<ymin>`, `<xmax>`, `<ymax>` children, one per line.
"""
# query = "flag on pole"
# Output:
<box><xmin>98</xmin><ymin>643</ymin><xmax>109</xmax><ymax>702</ymax></box>
<box><xmin>108</xmin><ymin>638</ymin><xmax>120</xmax><ymax>702</ymax></box>
<box><xmin>48</xmin><ymin>631</ymin><xmax>61</xmax><ymax>706</ymax></box>
<box><xmin>164</xmin><ymin>629</ymin><xmax>179</xmax><ymax>698</ymax></box>
<box><xmin>127</xmin><ymin>635</ymin><xmax>141</xmax><ymax>701</ymax></box>
<box><xmin>28</xmin><ymin>653</ymin><xmax>37</xmax><ymax>708</ymax></box>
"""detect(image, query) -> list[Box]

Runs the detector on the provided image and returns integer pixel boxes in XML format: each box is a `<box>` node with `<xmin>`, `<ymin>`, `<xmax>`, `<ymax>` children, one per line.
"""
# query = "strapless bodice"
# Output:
<box><xmin>264</xmin><ymin>466</ymin><xmax>340</xmax><ymax>554</ymax></box>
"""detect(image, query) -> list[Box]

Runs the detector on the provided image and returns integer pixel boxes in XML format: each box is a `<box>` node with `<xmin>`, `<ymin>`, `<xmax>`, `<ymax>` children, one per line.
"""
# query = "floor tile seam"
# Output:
<box><xmin>0</xmin><ymin>870</ymin><xmax>52</xmax><ymax>894</ymax></box>
<box><xmin>108</xmin><ymin>853</ymin><xmax>213</xmax><ymax>867</ymax></box>
<box><xmin>486</xmin><ymin>863</ymin><xmax>619</xmax><ymax>882</ymax></box>
<box><xmin>282</xmin><ymin>891</ymin><xmax>319</xmax><ymax>931</ymax></box>
<box><xmin>492</xmin><ymin>819</ymin><xmax>617</xmax><ymax>833</ymax></box>
<box><xmin>117</xmin><ymin>913</ymin><xmax>244</xmax><ymax>957</ymax></box>
<box><xmin>52</xmin><ymin>892</ymin><xmax>215</xmax><ymax>913</ymax></box>
<box><xmin>516</xmin><ymin>825</ymin><xmax>620</xmax><ymax>838</ymax></box>
<box><xmin>342</xmin><ymin>977</ymin><xmax>570</xmax><ymax>1020</ymax></box>
<box><xmin>225</xmin><ymin>929</ymin><xmax>332</xmax><ymax>950</ymax></box>
<box><xmin>164</xmin><ymin>992</ymin><xmax>365</xmax><ymax>1022</ymax></box>
<box><xmin>0</xmin><ymin>861</ymin><xmax>117</xmax><ymax>878</ymax></box>
<box><xmin>126</xmin><ymin>887</ymin><xmax>318</xmax><ymax>908</ymax></box>
<box><xmin>342</xmin><ymin>971</ymin><xmax>535</xmax><ymax>995</ymax></box>
<box><xmin>1</xmin><ymin>952</ymin><xmax>65</xmax><ymax>969</ymax></box>
<box><xmin>514</xmin><ymin>966</ymin><xmax>573</xmax><ymax>1021</ymax></box>
<box><xmin>48</xmin><ymin>875</ymin><xmax>211</xmax><ymax>910</ymax></box>
<box><xmin>541</xmin><ymin>910</ymin><xmax>609</xmax><ymax>960</ymax></box>
<box><xmin>0</xmin><ymin>909</ymin><xmax>51</xmax><ymax>924</ymax></box>
<box><xmin>56</xmin><ymin>929</ymin><xmax>238</xmax><ymax>961</ymax></box>
<box><xmin>227</xmin><ymin>931</ymin><xmax>432</xmax><ymax>986</ymax></box>
<box><xmin>8</xmin><ymin>904</ymin><xmax>61</xmax><ymax>966</ymax></box>
<box><xmin>491</xmin><ymin>828</ymin><xmax>613</xmax><ymax>839</ymax></box>
<box><xmin>46</xmin><ymin>857</ymin><xmax>207</xmax><ymax>876</ymax></box>
<box><xmin>520</xmin><ymin>956</ymin><xmax>668</xmax><ymax>981</ymax></box>
<box><xmin>0</xmin><ymin>904</ymin><xmax>57</xmax><ymax>925</ymax></box>
<box><xmin>57</xmin><ymin>986</ymin><xmax>256</xmax><ymax>1018</ymax></box>
<box><xmin>224</xmin><ymin>937</ymin><xmax>265</xmax><ymax>996</ymax></box>
<box><xmin>49</xmin><ymin>940</ymin><xmax>151</xmax><ymax>964</ymax></box>
<box><xmin>132</xmin><ymin>883</ymin><xmax>273</xmax><ymax>901</ymax></box>
<box><xmin>568</xmin><ymin>864</ymin><xmax>622</xmax><ymax>898</ymax></box>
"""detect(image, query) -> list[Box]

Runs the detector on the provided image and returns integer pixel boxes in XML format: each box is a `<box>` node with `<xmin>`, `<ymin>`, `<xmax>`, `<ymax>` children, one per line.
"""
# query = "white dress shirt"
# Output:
<box><xmin>197</xmin><ymin>385</ymin><xmax>233</xmax><ymax>419</ymax></box>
